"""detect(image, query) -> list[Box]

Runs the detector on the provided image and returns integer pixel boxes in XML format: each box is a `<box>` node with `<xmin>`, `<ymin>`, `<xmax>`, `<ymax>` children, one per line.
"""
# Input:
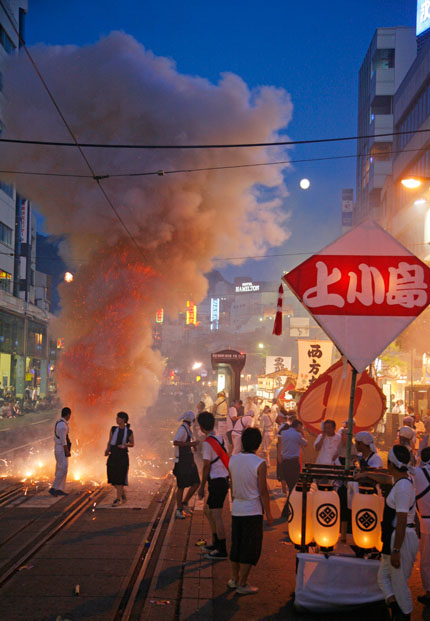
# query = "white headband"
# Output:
<box><xmin>388</xmin><ymin>448</ymin><xmax>415</xmax><ymax>474</ymax></box>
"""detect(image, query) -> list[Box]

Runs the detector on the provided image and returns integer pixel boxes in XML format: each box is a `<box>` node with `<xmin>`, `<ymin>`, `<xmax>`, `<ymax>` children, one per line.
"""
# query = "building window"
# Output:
<box><xmin>370</xmin><ymin>95</ymin><xmax>393</xmax><ymax>116</ymax></box>
<box><xmin>0</xmin><ymin>222</ymin><xmax>12</xmax><ymax>247</ymax></box>
<box><xmin>371</xmin><ymin>142</ymin><xmax>392</xmax><ymax>161</ymax></box>
<box><xmin>0</xmin><ymin>181</ymin><xmax>13</xmax><ymax>199</ymax></box>
<box><xmin>0</xmin><ymin>270</ymin><xmax>12</xmax><ymax>293</ymax></box>
<box><xmin>372</xmin><ymin>48</ymin><xmax>395</xmax><ymax>73</ymax></box>
<box><xmin>0</xmin><ymin>26</ymin><xmax>15</xmax><ymax>55</ymax></box>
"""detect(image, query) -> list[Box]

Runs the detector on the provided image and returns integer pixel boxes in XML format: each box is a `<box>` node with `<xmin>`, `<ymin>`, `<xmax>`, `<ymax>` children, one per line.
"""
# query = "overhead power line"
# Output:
<box><xmin>1</xmin><ymin>145</ymin><xmax>430</xmax><ymax>181</ymax></box>
<box><xmin>0</xmin><ymin>0</ymin><xmax>146</xmax><ymax>262</ymax></box>
<box><xmin>1</xmin><ymin>128</ymin><xmax>430</xmax><ymax>150</ymax></box>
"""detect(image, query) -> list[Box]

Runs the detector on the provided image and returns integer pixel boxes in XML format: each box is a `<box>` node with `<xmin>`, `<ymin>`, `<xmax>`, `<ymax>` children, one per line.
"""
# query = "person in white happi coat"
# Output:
<box><xmin>357</xmin><ymin>445</ymin><xmax>418</xmax><ymax>620</ymax></box>
<box><xmin>415</xmin><ymin>447</ymin><xmax>430</xmax><ymax>606</ymax></box>
<box><xmin>50</xmin><ymin>407</ymin><xmax>72</xmax><ymax>496</ymax></box>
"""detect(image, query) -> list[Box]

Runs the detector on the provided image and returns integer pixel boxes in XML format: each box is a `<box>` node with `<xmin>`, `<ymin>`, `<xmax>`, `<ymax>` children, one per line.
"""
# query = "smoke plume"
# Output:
<box><xmin>0</xmin><ymin>33</ymin><xmax>292</xmax><ymax>440</ymax></box>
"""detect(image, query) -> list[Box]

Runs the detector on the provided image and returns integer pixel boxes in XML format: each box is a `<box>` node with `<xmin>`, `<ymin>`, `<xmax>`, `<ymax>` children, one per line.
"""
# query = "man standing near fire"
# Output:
<box><xmin>49</xmin><ymin>407</ymin><xmax>72</xmax><ymax>497</ymax></box>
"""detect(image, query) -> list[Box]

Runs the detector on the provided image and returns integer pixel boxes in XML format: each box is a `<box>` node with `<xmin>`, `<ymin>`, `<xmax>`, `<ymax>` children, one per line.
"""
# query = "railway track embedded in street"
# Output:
<box><xmin>0</xmin><ymin>485</ymin><xmax>107</xmax><ymax>588</ymax></box>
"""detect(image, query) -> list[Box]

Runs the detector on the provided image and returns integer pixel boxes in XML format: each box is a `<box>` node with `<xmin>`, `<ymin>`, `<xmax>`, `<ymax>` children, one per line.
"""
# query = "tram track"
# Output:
<box><xmin>112</xmin><ymin>482</ymin><xmax>176</xmax><ymax>621</ymax></box>
<box><xmin>0</xmin><ymin>485</ymin><xmax>107</xmax><ymax>588</ymax></box>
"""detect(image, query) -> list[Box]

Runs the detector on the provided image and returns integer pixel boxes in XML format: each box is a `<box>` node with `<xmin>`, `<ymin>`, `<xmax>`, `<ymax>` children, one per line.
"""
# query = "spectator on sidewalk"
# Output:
<box><xmin>231</xmin><ymin>407</ymin><xmax>254</xmax><ymax>455</ymax></box>
<box><xmin>314</xmin><ymin>419</ymin><xmax>341</xmax><ymax>465</ymax></box>
<box><xmin>212</xmin><ymin>390</ymin><xmax>228</xmax><ymax>443</ymax></box>
<box><xmin>49</xmin><ymin>407</ymin><xmax>72</xmax><ymax>497</ymax></box>
<box><xmin>415</xmin><ymin>447</ymin><xmax>430</xmax><ymax>607</ymax></box>
<box><xmin>279</xmin><ymin>419</ymin><xmax>307</xmax><ymax>518</ymax></box>
<box><xmin>226</xmin><ymin>400</ymin><xmax>239</xmax><ymax>455</ymax></box>
<box><xmin>197</xmin><ymin>411</ymin><xmax>229</xmax><ymax>560</ymax></box>
<box><xmin>260</xmin><ymin>405</ymin><xmax>275</xmax><ymax>466</ymax></box>
<box><xmin>228</xmin><ymin>427</ymin><xmax>273</xmax><ymax>595</ymax></box>
<box><xmin>172</xmin><ymin>411</ymin><xmax>200</xmax><ymax>519</ymax></box>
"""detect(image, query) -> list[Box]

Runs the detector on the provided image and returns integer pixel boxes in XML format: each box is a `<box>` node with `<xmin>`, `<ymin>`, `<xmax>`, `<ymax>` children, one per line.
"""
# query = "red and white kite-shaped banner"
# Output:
<box><xmin>283</xmin><ymin>219</ymin><xmax>430</xmax><ymax>372</ymax></box>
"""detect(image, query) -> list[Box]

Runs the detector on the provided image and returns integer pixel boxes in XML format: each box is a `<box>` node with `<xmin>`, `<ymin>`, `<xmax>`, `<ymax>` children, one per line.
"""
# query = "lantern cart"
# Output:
<box><xmin>292</xmin><ymin>464</ymin><xmax>387</xmax><ymax>613</ymax></box>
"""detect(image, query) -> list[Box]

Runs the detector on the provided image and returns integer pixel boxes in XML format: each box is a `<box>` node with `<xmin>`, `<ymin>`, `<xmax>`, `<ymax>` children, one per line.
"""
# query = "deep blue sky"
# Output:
<box><xmin>26</xmin><ymin>0</ymin><xmax>416</xmax><ymax>282</ymax></box>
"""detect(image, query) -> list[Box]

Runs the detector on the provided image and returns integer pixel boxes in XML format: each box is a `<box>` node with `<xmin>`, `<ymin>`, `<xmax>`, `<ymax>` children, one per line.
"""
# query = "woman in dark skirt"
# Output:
<box><xmin>104</xmin><ymin>411</ymin><xmax>134</xmax><ymax>506</ymax></box>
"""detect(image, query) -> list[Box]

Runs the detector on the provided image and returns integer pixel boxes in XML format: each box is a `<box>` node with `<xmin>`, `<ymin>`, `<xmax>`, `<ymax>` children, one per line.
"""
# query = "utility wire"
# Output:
<box><xmin>2</xmin><ymin>145</ymin><xmax>430</xmax><ymax>180</ymax></box>
<box><xmin>1</xmin><ymin>128</ymin><xmax>430</xmax><ymax>150</ymax></box>
<box><xmin>0</xmin><ymin>0</ymin><xmax>146</xmax><ymax>261</ymax></box>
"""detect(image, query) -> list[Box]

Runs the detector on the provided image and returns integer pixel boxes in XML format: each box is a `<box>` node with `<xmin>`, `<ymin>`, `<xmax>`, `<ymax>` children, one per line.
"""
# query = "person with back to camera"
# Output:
<box><xmin>228</xmin><ymin>427</ymin><xmax>273</xmax><ymax>595</ymax></box>
<box><xmin>172</xmin><ymin>411</ymin><xmax>200</xmax><ymax>519</ymax></box>
<box><xmin>356</xmin><ymin>444</ymin><xmax>418</xmax><ymax>620</ymax></box>
<box><xmin>105</xmin><ymin>411</ymin><xmax>134</xmax><ymax>507</ymax></box>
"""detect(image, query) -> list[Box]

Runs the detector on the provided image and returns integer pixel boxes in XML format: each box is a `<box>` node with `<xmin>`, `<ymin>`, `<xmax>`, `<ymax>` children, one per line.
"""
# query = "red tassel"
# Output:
<box><xmin>272</xmin><ymin>284</ymin><xmax>283</xmax><ymax>335</ymax></box>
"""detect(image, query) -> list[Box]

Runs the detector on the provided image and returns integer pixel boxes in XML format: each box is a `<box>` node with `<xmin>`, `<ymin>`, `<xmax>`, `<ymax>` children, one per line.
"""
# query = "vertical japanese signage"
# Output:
<box><xmin>265</xmin><ymin>356</ymin><xmax>292</xmax><ymax>375</ymax></box>
<box><xmin>210</xmin><ymin>297</ymin><xmax>220</xmax><ymax>330</ymax></box>
<box><xmin>297</xmin><ymin>340</ymin><xmax>333</xmax><ymax>390</ymax></box>
<box><xmin>417</xmin><ymin>0</ymin><xmax>430</xmax><ymax>36</ymax></box>
<box><xmin>155</xmin><ymin>308</ymin><xmax>164</xmax><ymax>323</ymax></box>
<box><xmin>20</xmin><ymin>199</ymin><xmax>29</xmax><ymax>243</ymax></box>
<box><xmin>283</xmin><ymin>220</ymin><xmax>430</xmax><ymax>373</ymax></box>
<box><xmin>186</xmin><ymin>300</ymin><xmax>197</xmax><ymax>325</ymax></box>
<box><xmin>341</xmin><ymin>188</ymin><xmax>353</xmax><ymax>232</ymax></box>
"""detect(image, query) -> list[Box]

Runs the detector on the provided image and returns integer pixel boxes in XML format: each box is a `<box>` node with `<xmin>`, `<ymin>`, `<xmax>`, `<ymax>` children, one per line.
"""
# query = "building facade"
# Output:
<box><xmin>356</xmin><ymin>27</ymin><xmax>416</xmax><ymax>225</ymax></box>
<box><xmin>0</xmin><ymin>1</ymin><xmax>53</xmax><ymax>397</ymax></box>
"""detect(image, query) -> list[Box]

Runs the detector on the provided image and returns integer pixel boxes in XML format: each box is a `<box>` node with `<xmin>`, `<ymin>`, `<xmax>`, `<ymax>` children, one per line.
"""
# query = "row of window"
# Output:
<box><xmin>0</xmin><ymin>222</ymin><xmax>13</xmax><ymax>247</ymax></box>
<box><xmin>0</xmin><ymin>270</ymin><xmax>12</xmax><ymax>293</ymax></box>
<box><xmin>396</xmin><ymin>81</ymin><xmax>430</xmax><ymax>150</ymax></box>
<box><xmin>0</xmin><ymin>25</ymin><xmax>15</xmax><ymax>55</ymax></box>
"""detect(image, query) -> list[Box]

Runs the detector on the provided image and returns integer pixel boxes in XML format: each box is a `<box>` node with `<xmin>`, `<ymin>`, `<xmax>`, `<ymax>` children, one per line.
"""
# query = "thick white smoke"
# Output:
<box><xmin>0</xmin><ymin>32</ymin><xmax>292</xmax><ymax>439</ymax></box>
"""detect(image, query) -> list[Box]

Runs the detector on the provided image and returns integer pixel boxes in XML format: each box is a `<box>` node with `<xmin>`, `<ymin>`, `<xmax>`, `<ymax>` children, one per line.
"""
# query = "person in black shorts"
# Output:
<box><xmin>173</xmin><ymin>411</ymin><xmax>200</xmax><ymax>519</ymax></box>
<box><xmin>197</xmin><ymin>411</ymin><xmax>230</xmax><ymax>559</ymax></box>
<box><xmin>228</xmin><ymin>427</ymin><xmax>273</xmax><ymax>594</ymax></box>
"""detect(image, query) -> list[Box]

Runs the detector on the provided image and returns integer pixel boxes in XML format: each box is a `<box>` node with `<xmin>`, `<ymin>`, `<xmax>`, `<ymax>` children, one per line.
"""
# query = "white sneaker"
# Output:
<box><xmin>236</xmin><ymin>584</ymin><xmax>259</xmax><ymax>595</ymax></box>
<box><xmin>175</xmin><ymin>509</ymin><xmax>186</xmax><ymax>519</ymax></box>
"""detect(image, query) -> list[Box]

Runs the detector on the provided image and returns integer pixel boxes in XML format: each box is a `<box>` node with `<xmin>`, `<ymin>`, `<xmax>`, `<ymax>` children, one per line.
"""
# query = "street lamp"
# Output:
<box><xmin>258</xmin><ymin>343</ymin><xmax>264</xmax><ymax>349</ymax></box>
<box><xmin>400</xmin><ymin>176</ymin><xmax>430</xmax><ymax>189</ymax></box>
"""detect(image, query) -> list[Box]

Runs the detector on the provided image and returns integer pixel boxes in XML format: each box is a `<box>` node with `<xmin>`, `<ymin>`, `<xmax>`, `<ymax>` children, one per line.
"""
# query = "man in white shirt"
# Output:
<box><xmin>232</xmin><ymin>410</ymin><xmax>254</xmax><ymax>455</ymax></box>
<box><xmin>198</xmin><ymin>411</ymin><xmax>229</xmax><ymax>560</ymax></box>
<box><xmin>314</xmin><ymin>419</ymin><xmax>341</xmax><ymax>465</ymax></box>
<box><xmin>226</xmin><ymin>401</ymin><xmax>239</xmax><ymax>455</ymax></box>
<box><xmin>50</xmin><ymin>407</ymin><xmax>72</xmax><ymax>497</ymax></box>
<box><xmin>415</xmin><ymin>447</ymin><xmax>430</xmax><ymax>605</ymax></box>
<box><xmin>202</xmin><ymin>392</ymin><xmax>213</xmax><ymax>412</ymax></box>
<box><xmin>213</xmin><ymin>391</ymin><xmax>228</xmax><ymax>443</ymax></box>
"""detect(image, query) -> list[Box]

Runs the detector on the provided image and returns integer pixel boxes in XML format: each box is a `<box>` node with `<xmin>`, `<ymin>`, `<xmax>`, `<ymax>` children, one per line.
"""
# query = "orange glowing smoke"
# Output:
<box><xmin>57</xmin><ymin>241</ymin><xmax>164</xmax><ymax>439</ymax></box>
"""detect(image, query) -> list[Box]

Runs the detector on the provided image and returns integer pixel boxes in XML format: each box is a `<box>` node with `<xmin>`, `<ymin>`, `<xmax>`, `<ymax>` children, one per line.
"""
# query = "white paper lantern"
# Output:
<box><xmin>288</xmin><ymin>484</ymin><xmax>314</xmax><ymax>546</ymax></box>
<box><xmin>351</xmin><ymin>488</ymin><xmax>381</xmax><ymax>549</ymax></box>
<box><xmin>312</xmin><ymin>485</ymin><xmax>340</xmax><ymax>549</ymax></box>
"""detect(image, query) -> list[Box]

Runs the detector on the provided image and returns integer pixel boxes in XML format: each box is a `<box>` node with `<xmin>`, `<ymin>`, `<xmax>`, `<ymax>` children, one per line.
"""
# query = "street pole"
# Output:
<box><xmin>345</xmin><ymin>364</ymin><xmax>358</xmax><ymax>471</ymax></box>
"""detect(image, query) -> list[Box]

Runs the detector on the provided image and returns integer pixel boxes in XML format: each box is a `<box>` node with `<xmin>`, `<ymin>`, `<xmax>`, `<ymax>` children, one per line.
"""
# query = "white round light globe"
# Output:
<box><xmin>299</xmin><ymin>178</ymin><xmax>310</xmax><ymax>190</ymax></box>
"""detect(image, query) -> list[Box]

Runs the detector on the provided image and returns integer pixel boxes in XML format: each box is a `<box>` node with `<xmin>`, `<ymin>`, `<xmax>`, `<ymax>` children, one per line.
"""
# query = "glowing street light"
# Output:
<box><xmin>64</xmin><ymin>271</ymin><xmax>74</xmax><ymax>283</ymax></box>
<box><xmin>192</xmin><ymin>361</ymin><xmax>202</xmax><ymax>370</ymax></box>
<box><xmin>299</xmin><ymin>178</ymin><xmax>311</xmax><ymax>190</ymax></box>
<box><xmin>258</xmin><ymin>343</ymin><xmax>264</xmax><ymax>349</ymax></box>
<box><xmin>401</xmin><ymin>177</ymin><xmax>423</xmax><ymax>189</ymax></box>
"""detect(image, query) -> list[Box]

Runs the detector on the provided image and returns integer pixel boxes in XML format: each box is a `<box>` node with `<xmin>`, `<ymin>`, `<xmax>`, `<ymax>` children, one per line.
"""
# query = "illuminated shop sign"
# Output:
<box><xmin>210</xmin><ymin>298</ymin><xmax>219</xmax><ymax>330</ymax></box>
<box><xmin>155</xmin><ymin>308</ymin><xmax>164</xmax><ymax>323</ymax></box>
<box><xmin>186</xmin><ymin>301</ymin><xmax>197</xmax><ymax>325</ymax></box>
<box><xmin>235</xmin><ymin>281</ymin><xmax>260</xmax><ymax>293</ymax></box>
<box><xmin>417</xmin><ymin>0</ymin><xmax>430</xmax><ymax>36</ymax></box>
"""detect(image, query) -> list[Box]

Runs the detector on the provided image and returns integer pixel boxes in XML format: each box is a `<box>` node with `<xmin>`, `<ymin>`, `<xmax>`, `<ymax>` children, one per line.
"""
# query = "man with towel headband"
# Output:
<box><xmin>173</xmin><ymin>411</ymin><xmax>200</xmax><ymax>519</ymax></box>
<box><xmin>355</xmin><ymin>431</ymin><xmax>383</xmax><ymax>469</ymax></box>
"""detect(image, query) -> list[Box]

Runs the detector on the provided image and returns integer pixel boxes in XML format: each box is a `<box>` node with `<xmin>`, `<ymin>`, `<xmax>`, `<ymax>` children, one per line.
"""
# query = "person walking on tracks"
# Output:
<box><xmin>198</xmin><ymin>411</ymin><xmax>229</xmax><ymax>560</ymax></box>
<box><xmin>105</xmin><ymin>411</ymin><xmax>134</xmax><ymax>507</ymax></box>
<box><xmin>172</xmin><ymin>411</ymin><xmax>200</xmax><ymax>519</ymax></box>
<box><xmin>49</xmin><ymin>406</ymin><xmax>72</xmax><ymax>497</ymax></box>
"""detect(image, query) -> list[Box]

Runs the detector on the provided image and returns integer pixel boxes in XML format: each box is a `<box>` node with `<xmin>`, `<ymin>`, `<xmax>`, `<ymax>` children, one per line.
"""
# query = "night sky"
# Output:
<box><xmin>26</xmin><ymin>0</ymin><xmax>416</xmax><ymax>283</ymax></box>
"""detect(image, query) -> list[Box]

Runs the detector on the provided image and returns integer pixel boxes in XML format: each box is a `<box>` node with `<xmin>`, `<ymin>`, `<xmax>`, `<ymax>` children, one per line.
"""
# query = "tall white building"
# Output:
<box><xmin>355</xmin><ymin>27</ymin><xmax>416</xmax><ymax>225</ymax></box>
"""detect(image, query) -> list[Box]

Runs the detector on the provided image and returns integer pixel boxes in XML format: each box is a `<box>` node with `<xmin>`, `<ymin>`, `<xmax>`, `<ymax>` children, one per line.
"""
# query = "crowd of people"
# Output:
<box><xmin>47</xmin><ymin>391</ymin><xmax>430</xmax><ymax>616</ymax></box>
<box><xmin>0</xmin><ymin>386</ymin><xmax>59</xmax><ymax>419</ymax></box>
